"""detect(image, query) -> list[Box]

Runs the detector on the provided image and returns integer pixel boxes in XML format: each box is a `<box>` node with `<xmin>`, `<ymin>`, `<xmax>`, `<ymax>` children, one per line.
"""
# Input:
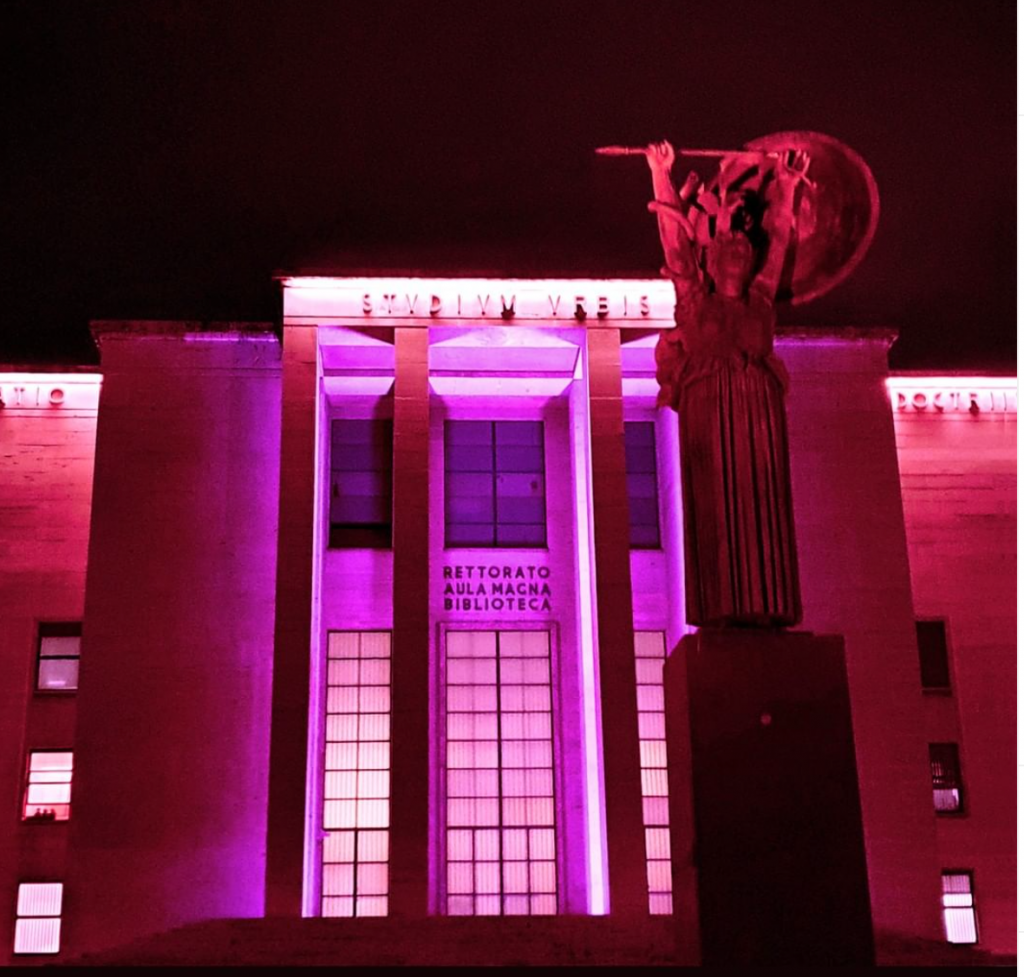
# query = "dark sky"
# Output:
<box><xmin>2</xmin><ymin>0</ymin><xmax>1015</xmax><ymax>368</ymax></box>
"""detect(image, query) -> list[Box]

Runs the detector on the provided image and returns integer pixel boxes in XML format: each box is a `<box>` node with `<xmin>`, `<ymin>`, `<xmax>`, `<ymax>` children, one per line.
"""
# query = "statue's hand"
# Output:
<box><xmin>644</xmin><ymin>140</ymin><xmax>675</xmax><ymax>174</ymax></box>
<box><xmin>772</xmin><ymin>149</ymin><xmax>812</xmax><ymax>191</ymax></box>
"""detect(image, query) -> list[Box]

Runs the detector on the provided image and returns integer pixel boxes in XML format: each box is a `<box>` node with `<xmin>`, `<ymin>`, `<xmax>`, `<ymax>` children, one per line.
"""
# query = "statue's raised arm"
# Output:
<box><xmin>750</xmin><ymin>150</ymin><xmax>810</xmax><ymax>302</ymax></box>
<box><xmin>644</xmin><ymin>141</ymin><xmax>703</xmax><ymax>294</ymax></box>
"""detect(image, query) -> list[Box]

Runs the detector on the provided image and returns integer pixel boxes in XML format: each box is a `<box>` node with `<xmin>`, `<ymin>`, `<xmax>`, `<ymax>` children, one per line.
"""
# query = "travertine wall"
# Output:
<box><xmin>894</xmin><ymin>401</ymin><xmax>1016</xmax><ymax>955</ymax></box>
<box><xmin>65</xmin><ymin>327</ymin><xmax>281</xmax><ymax>956</ymax></box>
<box><xmin>780</xmin><ymin>336</ymin><xmax>944</xmax><ymax>960</ymax></box>
<box><xmin>0</xmin><ymin>373</ymin><xmax>99</xmax><ymax>966</ymax></box>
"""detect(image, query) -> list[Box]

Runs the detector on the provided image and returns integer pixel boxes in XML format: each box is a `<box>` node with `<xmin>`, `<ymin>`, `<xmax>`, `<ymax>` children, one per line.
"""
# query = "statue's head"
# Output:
<box><xmin>708</xmin><ymin>231</ymin><xmax>755</xmax><ymax>298</ymax></box>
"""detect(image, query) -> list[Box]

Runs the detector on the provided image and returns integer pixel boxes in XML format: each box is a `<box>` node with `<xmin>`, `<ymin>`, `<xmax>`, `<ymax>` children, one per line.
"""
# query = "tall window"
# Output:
<box><xmin>445</xmin><ymin>421</ymin><xmax>546</xmax><ymax>547</ymax></box>
<box><xmin>36</xmin><ymin>623</ymin><xmax>81</xmax><ymax>692</ymax></box>
<box><xmin>13</xmin><ymin>883</ymin><xmax>63</xmax><ymax>955</ymax></box>
<box><xmin>941</xmin><ymin>872</ymin><xmax>978</xmax><ymax>944</ymax></box>
<box><xmin>23</xmin><ymin>752</ymin><xmax>74</xmax><ymax>822</ymax></box>
<box><xmin>329</xmin><ymin>419</ymin><xmax>393</xmax><ymax>548</ymax></box>
<box><xmin>444</xmin><ymin>630</ymin><xmax>557</xmax><ymax>915</ymax></box>
<box><xmin>916</xmin><ymin>620</ymin><xmax>951</xmax><ymax>691</ymax></box>
<box><xmin>321</xmin><ymin>632</ymin><xmax>392</xmax><ymax>917</ymax></box>
<box><xmin>634</xmin><ymin>631</ymin><xmax>672</xmax><ymax>914</ymax></box>
<box><xmin>625</xmin><ymin>422</ymin><xmax>661</xmax><ymax>548</ymax></box>
<box><xmin>929</xmin><ymin>743</ymin><xmax>965</xmax><ymax>814</ymax></box>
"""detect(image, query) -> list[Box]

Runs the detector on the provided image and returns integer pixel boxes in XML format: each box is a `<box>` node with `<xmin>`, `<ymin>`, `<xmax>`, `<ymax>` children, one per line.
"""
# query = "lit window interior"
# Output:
<box><xmin>321</xmin><ymin>631</ymin><xmax>392</xmax><ymax>917</ymax></box>
<box><xmin>634</xmin><ymin>631</ymin><xmax>672</xmax><ymax>914</ymax></box>
<box><xmin>445</xmin><ymin>630</ymin><xmax>557</xmax><ymax>915</ymax></box>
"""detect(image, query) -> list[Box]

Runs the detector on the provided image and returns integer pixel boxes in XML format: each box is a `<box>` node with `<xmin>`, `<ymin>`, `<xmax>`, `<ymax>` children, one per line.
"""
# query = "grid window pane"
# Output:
<box><xmin>445</xmin><ymin>630</ymin><xmax>557</xmax><ymax>915</ymax></box>
<box><xmin>445</xmin><ymin>422</ymin><xmax>546</xmax><ymax>548</ymax></box>
<box><xmin>634</xmin><ymin>631</ymin><xmax>673</xmax><ymax>914</ymax></box>
<box><xmin>36</xmin><ymin>626</ymin><xmax>81</xmax><ymax>692</ymax></box>
<box><xmin>916</xmin><ymin>620</ymin><xmax>951</xmax><ymax>690</ymax></box>
<box><xmin>321</xmin><ymin>632</ymin><xmax>392</xmax><ymax>917</ymax></box>
<box><xmin>625</xmin><ymin>422</ymin><xmax>661</xmax><ymax>549</ymax></box>
<box><xmin>930</xmin><ymin>743</ymin><xmax>965</xmax><ymax>814</ymax></box>
<box><xmin>941</xmin><ymin>872</ymin><xmax>978</xmax><ymax>944</ymax></box>
<box><xmin>14</xmin><ymin>884</ymin><xmax>63</xmax><ymax>955</ymax></box>
<box><xmin>23</xmin><ymin>752</ymin><xmax>73</xmax><ymax>822</ymax></box>
<box><xmin>329</xmin><ymin>419</ymin><xmax>393</xmax><ymax>549</ymax></box>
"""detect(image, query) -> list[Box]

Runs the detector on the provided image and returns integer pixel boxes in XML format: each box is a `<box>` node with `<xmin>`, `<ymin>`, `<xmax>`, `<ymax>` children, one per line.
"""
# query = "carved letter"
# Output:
<box><xmin>362</xmin><ymin>293</ymin><xmax>373</xmax><ymax>315</ymax></box>
<box><xmin>597</xmin><ymin>296</ymin><xmax>609</xmax><ymax>318</ymax></box>
<box><xmin>501</xmin><ymin>295</ymin><xmax>516</xmax><ymax>320</ymax></box>
<box><xmin>548</xmin><ymin>295</ymin><xmax>561</xmax><ymax>315</ymax></box>
<box><xmin>430</xmin><ymin>295</ymin><xmax>442</xmax><ymax>316</ymax></box>
<box><xmin>639</xmin><ymin>295</ymin><xmax>650</xmax><ymax>316</ymax></box>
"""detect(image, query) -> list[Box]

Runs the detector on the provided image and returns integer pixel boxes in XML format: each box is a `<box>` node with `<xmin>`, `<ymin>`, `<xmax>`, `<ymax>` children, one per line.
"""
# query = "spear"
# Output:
<box><xmin>595</xmin><ymin>145</ymin><xmax>770</xmax><ymax>158</ymax></box>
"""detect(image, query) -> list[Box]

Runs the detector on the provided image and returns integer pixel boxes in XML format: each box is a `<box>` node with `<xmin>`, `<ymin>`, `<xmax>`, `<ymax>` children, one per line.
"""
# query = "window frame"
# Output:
<box><xmin>940</xmin><ymin>869</ymin><xmax>979</xmax><ymax>945</ymax></box>
<box><xmin>438</xmin><ymin>626</ymin><xmax>562</xmax><ymax>917</ymax></box>
<box><xmin>443</xmin><ymin>420</ymin><xmax>548</xmax><ymax>550</ymax></box>
<box><xmin>624</xmin><ymin>420</ymin><xmax>662</xmax><ymax>550</ymax></box>
<box><xmin>13</xmin><ymin>881</ymin><xmax>63</xmax><ymax>956</ymax></box>
<box><xmin>327</xmin><ymin>416</ymin><xmax>394</xmax><ymax>551</ymax></box>
<box><xmin>22</xmin><ymin>750</ymin><xmax>74</xmax><ymax>824</ymax></box>
<box><xmin>35</xmin><ymin>622</ymin><xmax>82</xmax><ymax>695</ymax></box>
<box><xmin>929</xmin><ymin>742</ymin><xmax>967</xmax><ymax>816</ymax></box>
<box><xmin>915</xmin><ymin>618</ymin><xmax>953</xmax><ymax>694</ymax></box>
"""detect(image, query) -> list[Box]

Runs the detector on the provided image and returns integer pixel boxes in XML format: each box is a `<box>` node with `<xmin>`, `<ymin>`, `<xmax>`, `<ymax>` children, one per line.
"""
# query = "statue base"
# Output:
<box><xmin>664</xmin><ymin>629</ymin><xmax>874</xmax><ymax>966</ymax></box>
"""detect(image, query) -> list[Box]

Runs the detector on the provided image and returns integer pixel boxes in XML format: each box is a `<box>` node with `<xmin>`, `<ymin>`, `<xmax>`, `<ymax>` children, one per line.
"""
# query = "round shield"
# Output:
<box><xmin>742</xmin><ymin>131</ymin><xmax>880</xmax><ymax>305</ymax></box>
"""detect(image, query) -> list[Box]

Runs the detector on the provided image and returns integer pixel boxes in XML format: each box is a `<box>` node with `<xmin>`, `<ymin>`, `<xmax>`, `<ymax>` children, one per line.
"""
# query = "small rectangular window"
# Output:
<box><xmin>329</xmin><ymin>419</ymin><xmax>393</xmax><ymax>549</ymax></box>
<box><xmin>916</xmin><ymin>620</ymin><xmax>951</xmax><ymax>690</ymax></box>
<box><xmin>625</xmin><ymin>422</ymin><xmax>660</xmax><ymax>548</ymax></box>
<box><xmin>37</xmin><ymin>623</ymin><xmax>81</xmax><ymax>692</ymax></box>
<box><xmin>929</xmin><ymin>743</ymin><xmax>965</xmax><ymax>814</ymax></box>
<box><xmin>941</xmin><ymin>871</ymin><xmax>978</xmax><ymax>944</ymax></box>
<box><xmin>445</xmin><ymin>421</ymin><xmax>546</xmax><ymax>548</ymax></box>
<box><xmin>13</xmin><ymin>883</ymin><xmax>63</xmax><ymax>955</ymax></box>
<box><xmin>23</xmin><ymin>752</ymin><xmax>74</xmax><ymax>822</ymax></box>
<box><xmin>322</xmin><ymin>632</ymin><xmax>392</xmax><ymax>918</ymax></box>
<box><xmin>634</xmin><ymin>631</ymin><xmax>672</xmax><ymax>915</ymax></box>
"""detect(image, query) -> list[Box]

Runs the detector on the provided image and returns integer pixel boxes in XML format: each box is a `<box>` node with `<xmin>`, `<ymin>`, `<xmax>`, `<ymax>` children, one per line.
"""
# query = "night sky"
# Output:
<box><xmin>2</xmin><ymin>0</ymin><xmax>1015</xmax><ymax>369</ymax></box>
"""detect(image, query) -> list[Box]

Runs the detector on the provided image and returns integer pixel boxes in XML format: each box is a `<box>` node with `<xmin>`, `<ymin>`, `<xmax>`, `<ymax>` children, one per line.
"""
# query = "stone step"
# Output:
<box><xmin>62</xmin><ymin>915</ymin><xmax>679</xmax><ymax>967</ymax></box>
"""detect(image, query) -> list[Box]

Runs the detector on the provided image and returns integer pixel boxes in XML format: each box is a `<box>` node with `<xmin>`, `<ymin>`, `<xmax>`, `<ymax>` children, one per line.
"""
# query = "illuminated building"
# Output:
<box><xmin>0</xmin><ymin>277</ymin><xmax>1015</xmax><ymax>964</ymax></box>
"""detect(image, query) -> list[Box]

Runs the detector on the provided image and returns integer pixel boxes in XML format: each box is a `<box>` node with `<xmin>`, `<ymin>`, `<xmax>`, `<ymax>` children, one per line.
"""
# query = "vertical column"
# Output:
<box><xmin>389</xmin><ymin>328</ymin><xmax>431</xmax><ymax>916</ymax></box>
<box><xmin>68</xmin><ymin>323</ymin><xmax>281</xmax><ymax>954</ymax></box>
<box><xmin>586</xmin><ymin>329</ymin><xmax>648</xmax><ymax>916</ymax></box>
<box><xmin>265</xmin><ymin>325</ymin><xmax>318</xmax><ymax>916</ymax></box>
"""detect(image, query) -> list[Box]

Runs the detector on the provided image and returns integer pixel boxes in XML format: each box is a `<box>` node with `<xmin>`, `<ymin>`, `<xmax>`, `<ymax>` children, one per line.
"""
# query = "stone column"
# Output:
<box><xmin>67</xmin><ymin>323</ymin><xmax>281</xmax><ymax>954</ymax></box>
<box><xmin>265</xmin><ymin>325</ymin><xmax>318</xmax><ymax>916</ymax></box>
<box><xmin>586</xmin><ymin>329</ymin><xmax>648</xmax><ymax>917</ymax></box>
<box><xmin>388</xmin><ymin>327</ymin><xmax>431</xmax><ymax>916</ymax></box>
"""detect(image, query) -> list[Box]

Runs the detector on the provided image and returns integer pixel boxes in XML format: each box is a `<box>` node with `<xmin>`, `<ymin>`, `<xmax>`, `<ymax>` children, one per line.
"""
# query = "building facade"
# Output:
<box><xmin>0</xmin><ymin>277</ymin><xmax>1015</xmax><ymax>964</ymax></box>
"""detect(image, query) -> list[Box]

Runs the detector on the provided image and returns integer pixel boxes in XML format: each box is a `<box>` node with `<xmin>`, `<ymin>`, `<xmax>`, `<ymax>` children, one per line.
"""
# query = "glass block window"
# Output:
<box><xmin>941</xmin><ymin>872</ymin><xmax>978</xmax><ymax>943</ymax></box>
<box><xmin>445</xmin><ymin>421</ymin><xmax>546</xmax><ymax>548</ymax></box>
<box><xmin>23</xmin><ymin>752</ymin><xmax>73</xmax><ymax>822</ymax></box>
<box><xmin>329</xmin><ymin>419</ymin><xmax>393</xmax><ymax>549</ymax></box>
<box><xmin>634</xmin><ymin>631</ymin><xmax>672</xmax><ymax>914</ymax></box>
<box><xmin>14</xmin><ymin>883</ymin><xmax>63</xmax><ymax>955</ymax></box>
<box><xmin>444</xmin><ymin>630</ymin><xmax>557</xmax><ymax>916</ymax></box>
<box><xmin>37</xmin><ymin>623</ymin><xmax>81</xmax><ymax>692</ymax></box>
<box><xmin>321</xmin><ymin>632</ymin><xmax>392</xmax><ymax>917</ymax></box>
<box><xmin>625</xmin><ymin>422</ymin><xmax>661</xmax><ymax>548</ymax></box>
<box><xmin>916</xmin><ymin>620</ymin><xmax>951</xmax><ymax>690</ymax></box>
<box><xmin>929</xmin><ymin>743</ymin><xmax>965</xmax><ymax>814</ymax></box>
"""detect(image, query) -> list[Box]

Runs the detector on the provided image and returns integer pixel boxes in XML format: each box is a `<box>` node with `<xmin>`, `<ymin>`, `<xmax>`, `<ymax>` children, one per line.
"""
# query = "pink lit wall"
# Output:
<box><xmin>892</xmin><ymin>381</ymin><xmax>1016</xmax><ymax>955</ymax></box>
<box><xmin>780</xmin><ymin>334</ymin><xmax>944</xmax><ymax>961</ymax></box>
<box><xmin>65</xmin><ymin>327</ymin><xmax>281</xmax><ymax>956</ymax></box>
<box><xmin>0</xmin><ymin>373</ymin><xmax>99</xmax><ymax>965</ymax></box>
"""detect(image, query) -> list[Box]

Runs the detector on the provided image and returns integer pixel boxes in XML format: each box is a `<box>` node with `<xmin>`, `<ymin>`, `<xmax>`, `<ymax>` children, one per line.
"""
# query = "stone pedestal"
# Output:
<box><xmin>664</xmin><ymin>629</ymin><xmax>873</xmax><ymax>966</ymax></box>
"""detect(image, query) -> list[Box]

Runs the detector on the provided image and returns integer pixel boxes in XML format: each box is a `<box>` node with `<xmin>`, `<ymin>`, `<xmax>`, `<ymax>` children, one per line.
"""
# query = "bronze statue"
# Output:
<box><xmin>599</xmin><ymin>132</ymin><xmax>878</xmax><ymax>628</ymax></box>
<box><xmin>646</xmin><ymin>140</ymin><xmax>805</xmax><ymax>627</ymax></box>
